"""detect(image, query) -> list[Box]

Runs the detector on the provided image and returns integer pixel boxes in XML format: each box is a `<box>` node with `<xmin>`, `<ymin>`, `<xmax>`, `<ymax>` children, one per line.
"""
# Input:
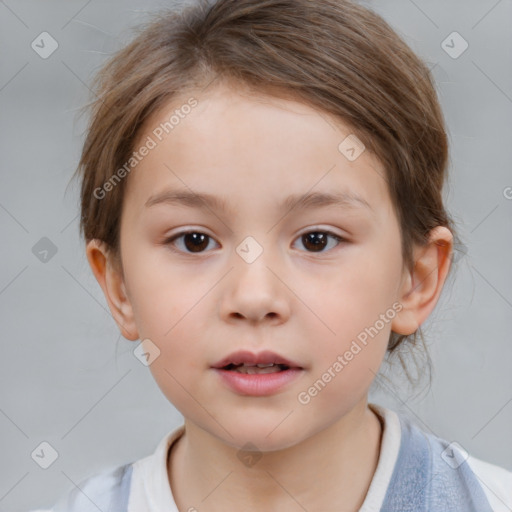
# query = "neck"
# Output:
<box><xmin>168</xmin><ymin>401</ymin><xmax>383</xmax><ymax>512</ymax></box>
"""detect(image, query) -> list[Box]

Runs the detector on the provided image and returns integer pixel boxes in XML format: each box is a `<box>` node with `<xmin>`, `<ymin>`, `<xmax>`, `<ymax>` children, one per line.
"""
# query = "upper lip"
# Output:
<box><xmin>211</xmin><ymin>350</ymin><xmax>303</xmax><ymax>369</ymax></box>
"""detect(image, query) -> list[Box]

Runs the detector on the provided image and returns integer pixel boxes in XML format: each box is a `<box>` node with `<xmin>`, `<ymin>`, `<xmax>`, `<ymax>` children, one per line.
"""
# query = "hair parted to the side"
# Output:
<box><xmin>71</xmin><ymin>0</ymin><xmax>461</xmax><ymax>387</ymax></box>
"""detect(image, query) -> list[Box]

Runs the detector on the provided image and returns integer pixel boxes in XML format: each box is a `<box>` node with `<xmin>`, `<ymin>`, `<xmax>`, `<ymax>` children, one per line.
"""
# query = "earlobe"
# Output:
<box><xmin>391</xmin><ymin>226</ymin><xmax>453</xmax><ymax>336</ymax></box>
<box><xmin>85</xmin><ymin>239</ymin><xmax>139</xmax><ymax>341</ymax></box>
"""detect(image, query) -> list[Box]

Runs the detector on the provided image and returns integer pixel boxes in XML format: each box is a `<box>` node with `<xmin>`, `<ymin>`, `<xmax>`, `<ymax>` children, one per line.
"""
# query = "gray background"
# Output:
<box><xmin>0</xmin><ymin>0</ymin><xmax>511</xmax><ymax>510</ymax></box>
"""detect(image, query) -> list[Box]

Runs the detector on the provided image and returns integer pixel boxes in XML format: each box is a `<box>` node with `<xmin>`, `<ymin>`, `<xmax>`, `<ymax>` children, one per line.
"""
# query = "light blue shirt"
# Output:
<box><xmin>43</xmin><ymin>408</ymin><xmax>499</xmax><ymax>511</ymax></box>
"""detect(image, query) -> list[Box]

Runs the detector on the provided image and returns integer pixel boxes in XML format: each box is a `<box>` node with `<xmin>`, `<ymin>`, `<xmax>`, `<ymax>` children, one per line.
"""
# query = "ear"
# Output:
<box><xmin>392</xmin><ymin>226</ymin><xmax>453</xmax><ymax>336</ymax></box>
<box><xmin>85</xmin><ymin>239</ymin><xmax>139</xmax><ymax>341</ymax></box>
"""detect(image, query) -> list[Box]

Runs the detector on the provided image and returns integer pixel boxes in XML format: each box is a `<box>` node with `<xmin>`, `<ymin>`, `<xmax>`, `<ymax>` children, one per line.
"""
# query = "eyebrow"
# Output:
<box><xmin>144</xmin><ymin>188</ymin><xmax>373</xmax><ymax>215</ymax></box>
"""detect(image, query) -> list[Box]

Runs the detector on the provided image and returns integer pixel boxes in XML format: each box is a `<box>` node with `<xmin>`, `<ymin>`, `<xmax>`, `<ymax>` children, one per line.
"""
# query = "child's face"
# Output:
<box><xmin>114</xmin><ymin>83</ymin><xmax>410</xmax><ymax>449</ymax></box>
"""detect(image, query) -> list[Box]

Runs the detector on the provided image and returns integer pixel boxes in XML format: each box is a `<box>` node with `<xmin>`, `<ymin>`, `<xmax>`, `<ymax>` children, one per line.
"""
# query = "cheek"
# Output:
<box><xmin>301</xmin><ymin>311</ymin><xmax>390</xmax><ymax>412</ymax></box>
<box><xmin>123</xmin><ymin>249</ymin><xmax>213</xmax><ymax>364</ymax></box>
<box><xmin>299</xmin><ymin>249</ymin><xmax>400</xmax><ymax>382</ymax></box>
<box><xmin>307</xmin><ymin>259</ymin><xmax>401</xmax><ymax>340</ymax></box>
<box><xmin>122</xmin><ymin>244</ymin><xmax>200</xmax><ymax>334</ymax></box>
<box><xmin>136</xmin><ymin>301</ymin><xmax>208</xmax><ymax>412</ymax></box>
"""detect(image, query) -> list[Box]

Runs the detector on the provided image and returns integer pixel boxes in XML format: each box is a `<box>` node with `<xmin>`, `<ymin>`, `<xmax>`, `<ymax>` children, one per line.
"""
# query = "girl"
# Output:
<box><xmin>34</xmin><ymin>0</ymin><xmax>512</xmax><ymax>510</ymax></box>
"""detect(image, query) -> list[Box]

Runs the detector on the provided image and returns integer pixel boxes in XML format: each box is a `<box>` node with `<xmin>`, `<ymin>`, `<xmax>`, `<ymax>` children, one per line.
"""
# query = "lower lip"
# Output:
<box><xmin>213</xmin><ymin>368</ymin><xmax>304</xmax><ymax>396</ymax></box>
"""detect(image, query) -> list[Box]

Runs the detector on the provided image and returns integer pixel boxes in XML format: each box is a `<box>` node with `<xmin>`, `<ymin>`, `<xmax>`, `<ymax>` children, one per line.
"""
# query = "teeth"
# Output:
<box><xmin>236</xmin><ymin>363</ymin><xmax>276</xmax><ymax>368</ymax></box>
<box><xmin>234</xmin><ymin>365</ymin><xmax>282</xmax><ymax>374</ymax></box>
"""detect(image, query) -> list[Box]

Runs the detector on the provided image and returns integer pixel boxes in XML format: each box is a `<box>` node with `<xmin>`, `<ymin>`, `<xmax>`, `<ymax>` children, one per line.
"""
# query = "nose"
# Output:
<box><xmin>219</xmin><ymin>251</ymin><xmax>291</xmax><ymax>326</ymax></box>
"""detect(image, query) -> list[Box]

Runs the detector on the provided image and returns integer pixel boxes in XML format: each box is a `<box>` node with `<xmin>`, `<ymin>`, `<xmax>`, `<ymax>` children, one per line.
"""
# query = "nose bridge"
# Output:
<box><xmin>220</xmin><ymin>233</ymin><xmax>290</xmax><ymax>322</ymax></box>
<box><xmin>233</xmin><ymin>233</ymin><xmax>279</xmax><ymax>291</ymax></box>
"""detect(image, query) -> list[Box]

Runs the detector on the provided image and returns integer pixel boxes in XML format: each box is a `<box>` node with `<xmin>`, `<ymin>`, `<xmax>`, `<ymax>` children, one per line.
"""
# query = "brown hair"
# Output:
<box><xmin>72</xmin><ymin>0</ymin><xmax>459</xmax><ymax>385</ymax></box>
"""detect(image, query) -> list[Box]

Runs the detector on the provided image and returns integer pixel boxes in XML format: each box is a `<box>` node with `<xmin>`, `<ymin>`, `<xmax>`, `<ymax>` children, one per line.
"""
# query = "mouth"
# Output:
<box><xmin>221</xmin><ymin>362</ymin><xmax>292</xmax><ymax>374</ymax></box>
<box><xmin>211</xmin><ymin>349</ymin><xmax>304</xmax><ymax>373</ymax></box>
<box><xmin>212</xmin><ymin>355</ymin><xmax>305</xmax><ymax>396</ymax></box>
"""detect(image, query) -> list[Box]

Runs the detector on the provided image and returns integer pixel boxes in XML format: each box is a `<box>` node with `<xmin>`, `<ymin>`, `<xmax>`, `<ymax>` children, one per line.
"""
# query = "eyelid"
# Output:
<box><xmin>296</xmin><ymin>225</ymin><xmax>347</xmax><ymax>239</ymax></box>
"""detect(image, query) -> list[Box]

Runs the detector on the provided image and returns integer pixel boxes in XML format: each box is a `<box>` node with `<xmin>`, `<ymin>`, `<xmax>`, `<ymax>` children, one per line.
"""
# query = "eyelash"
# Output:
<box><xmin>163</xmin><ymin>229</ymin><xmax>346</xmax><ymax>255</ymax></box>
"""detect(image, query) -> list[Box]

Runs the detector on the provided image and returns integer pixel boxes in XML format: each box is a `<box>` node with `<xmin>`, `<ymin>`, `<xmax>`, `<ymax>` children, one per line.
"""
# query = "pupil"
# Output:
<box><xmin>184</xmin><ymin>233</ymin><xmax>209</xmax><ymax>252</ymax></box>
<box><xmin>303</xmin><ymin>232</ymin><xmax>327</xmax><ymax>252</ymax></box>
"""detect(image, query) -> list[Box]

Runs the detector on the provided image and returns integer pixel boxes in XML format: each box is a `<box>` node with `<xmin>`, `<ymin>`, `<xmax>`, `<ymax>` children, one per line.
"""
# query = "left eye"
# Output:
<box><xmin>293</xmin><ymin>230</ymin><xmax>345</xmax><ymax>253</ymax></box>
<box><xmin>164</xmin><ymin>229</ymin><xmax>345</xmax><ymax>255</ymax></box>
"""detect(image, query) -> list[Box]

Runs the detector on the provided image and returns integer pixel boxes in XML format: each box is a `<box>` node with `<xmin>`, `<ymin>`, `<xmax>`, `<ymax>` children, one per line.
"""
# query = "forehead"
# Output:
<box><xmin>126</xmin><ymin>83</ymin><xmax>391</xmax><ymax>218</ymax></box>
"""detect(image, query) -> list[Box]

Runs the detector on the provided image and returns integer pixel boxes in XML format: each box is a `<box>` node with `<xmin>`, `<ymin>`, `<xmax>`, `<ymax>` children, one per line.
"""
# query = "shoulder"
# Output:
<box><xmin>402</xmin><ymin>413</ymin><xmax>512</xmax><ymax>511</ymax></box>
<box><xmin>48</xmin><ymin>462</ymin><xmax>133</xmax><ymax>512</ymax></box>
<box><xmin>465</xmin><ymin>452</ymin><xmax>512</xmax><ymax>512</ymax></box>
<box><xmin>30</xmin><ymin>425</ymin><xmax>185</xmax><ymax>512</ymax></box>
<box><xmin>421</xmin><ymin>428</ymin><xmax>512</xmax><ymax>511</ymax></box>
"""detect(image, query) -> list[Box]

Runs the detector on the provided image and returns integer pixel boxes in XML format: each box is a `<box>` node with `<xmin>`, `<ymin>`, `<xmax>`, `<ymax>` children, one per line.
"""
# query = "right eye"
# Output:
<box><xmin>163</xmin><ymin>230</ymin><xmax>220</xmax><ymax>254</ymax></box>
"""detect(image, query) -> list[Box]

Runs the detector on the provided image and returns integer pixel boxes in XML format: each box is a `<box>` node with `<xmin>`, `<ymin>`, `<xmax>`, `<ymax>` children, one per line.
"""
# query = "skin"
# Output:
<box><xmin>87</xmin><ymin>81</ymin><xmax>453</xmax><ymax>511</ymax></box>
